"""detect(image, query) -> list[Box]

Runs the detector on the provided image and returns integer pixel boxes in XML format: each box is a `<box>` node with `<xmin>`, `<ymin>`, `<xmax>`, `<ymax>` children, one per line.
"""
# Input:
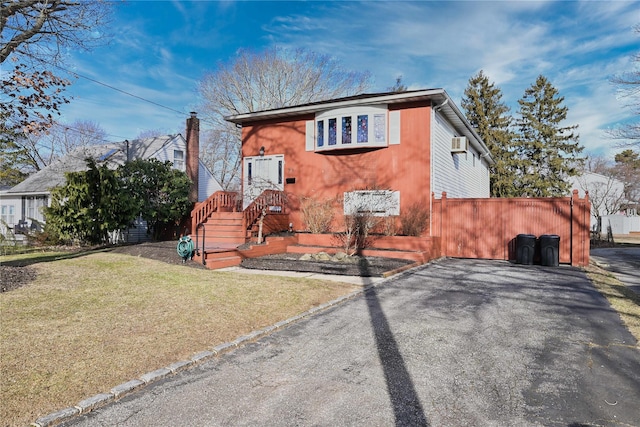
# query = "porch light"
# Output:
<box><xmin>259</xmin><ymin>146</ymin><xmax>265</xmax><ymax>156</ymax></box>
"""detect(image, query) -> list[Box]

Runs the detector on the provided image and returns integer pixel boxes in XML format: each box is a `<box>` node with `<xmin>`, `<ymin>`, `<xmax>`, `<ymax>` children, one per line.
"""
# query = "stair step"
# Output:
<box><xmin>205</xmin><ymin>226</ymin><xmax>244</xmax><ymax>234</ymax></box>
<box><xmin>204</xmin><ymin>218</ymin><xmax>242</xmax><ymax>227</ymax></box>
<box><xmin>203</xmin><ymin>236</ymin><xmax>245</xmax><ymax>244</ymax></box>
<box><xmin>205</xmin><ymin>256</ymin><xmax>242</xmax><ymax>270</ymax></box>
<box><xmin>203</xmin><ymin>249</ymin><xmax>240</xmax><ymax>260</ymax></box>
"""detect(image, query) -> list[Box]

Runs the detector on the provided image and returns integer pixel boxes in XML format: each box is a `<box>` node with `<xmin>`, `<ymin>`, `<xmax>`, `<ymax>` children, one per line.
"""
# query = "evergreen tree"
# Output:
<box><xmin>119</xmin><ymin>159</ymin><xmax>192</xmax><ymax>240</ymax></box>
<box><xmin>462</xmin><ymin>70</ymin><xmax>517</xmax><ymax>197</ymax></box>
<box><xmin>514</xmin><ymin>75</ymin><xmax>584</xmax><ymax>197</ymax></box>
<box><xmin>45</xmin><ymin>159</ymin><xmax>137</xmax><ymax>244</ymax></box>
<box><xmin>613</xmin><ymin>149</ymin><xmax>640</xmax><ymax>206</ymax></box>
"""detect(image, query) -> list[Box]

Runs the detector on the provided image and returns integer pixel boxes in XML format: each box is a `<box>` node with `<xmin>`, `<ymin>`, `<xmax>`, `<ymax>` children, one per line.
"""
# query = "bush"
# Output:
<box><xmin>380</xmin><ymin>216</ymin><xmax>398</xmax><ymax>236</ymax></box>
<box><xmin>400</xmin><ymin>202</ymin><xmax>429</xmax><ymax>236</ymax></box>
<box><xmin>300</xmin><ymin>196</ymin><xmax>335</xmax><ymax>233</ymax></box>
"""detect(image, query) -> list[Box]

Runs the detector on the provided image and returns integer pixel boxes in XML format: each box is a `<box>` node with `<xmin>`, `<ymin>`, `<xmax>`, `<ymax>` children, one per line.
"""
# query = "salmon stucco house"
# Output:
<box><xmin>189</xmin><ymin>89</ymin><xmax>500</xmax><ymax>268</ymax></box>
<box><xmin>228</xmin><ymin>89</ymin><xmax>494</xmax><ymax>231</ymax></box>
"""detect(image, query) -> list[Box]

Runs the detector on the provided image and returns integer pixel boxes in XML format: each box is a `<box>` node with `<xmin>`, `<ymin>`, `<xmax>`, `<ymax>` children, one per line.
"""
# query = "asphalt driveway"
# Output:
<box><xmin>591</xmin><ymin>247</ymin><xmax>640</xmax><ymax>296</ymax></box>
<box><xmin>62</xmin><ymin>258</ymin><xmax>640</xmax><ymax>427</ymax></box>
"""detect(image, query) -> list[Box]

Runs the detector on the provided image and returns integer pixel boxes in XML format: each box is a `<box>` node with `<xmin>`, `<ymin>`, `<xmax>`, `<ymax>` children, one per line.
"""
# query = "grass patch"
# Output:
<box><xmin>585</xmin><ymin>261</ymin><xmax>640</xmax><ymax>345</ymax></box>
<box><xmin>0</xmin><ymin>252</ymin><xmax>359</xmax><ymax>426</ymax></box>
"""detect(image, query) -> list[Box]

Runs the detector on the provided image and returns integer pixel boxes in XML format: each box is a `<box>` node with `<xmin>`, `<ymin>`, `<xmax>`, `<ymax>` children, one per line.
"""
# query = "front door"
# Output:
<box><xmin>242</xmin><ymin>154</ymin><xmax>284</xmax><ymax>209</ymax></box>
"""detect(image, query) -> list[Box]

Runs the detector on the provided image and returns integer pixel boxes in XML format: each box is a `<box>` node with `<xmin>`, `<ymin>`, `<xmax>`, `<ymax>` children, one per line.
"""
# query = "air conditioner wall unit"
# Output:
<box><xmin>451</xmin><ymin>136</ymin><xmax>468</xmax><ymax>153</ymax></box>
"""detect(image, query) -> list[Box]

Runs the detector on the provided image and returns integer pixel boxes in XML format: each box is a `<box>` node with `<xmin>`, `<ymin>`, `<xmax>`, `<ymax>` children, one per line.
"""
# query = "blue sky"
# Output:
<box><xmin>60</xmin><ymin>0</ymin><xmax>639</xmax><ymax>160</ymax></box>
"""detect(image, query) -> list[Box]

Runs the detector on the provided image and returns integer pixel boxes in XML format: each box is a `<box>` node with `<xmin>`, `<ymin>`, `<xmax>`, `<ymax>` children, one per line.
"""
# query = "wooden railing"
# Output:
<box><xmin>191</xmin><ymin>191</ymin><xmax>241</xmax><ymax>227</ymax></box>
<box><xmin>242</xmin><ymin>190</ymin><xmax>287</xmax><ymax>231</ymax></box>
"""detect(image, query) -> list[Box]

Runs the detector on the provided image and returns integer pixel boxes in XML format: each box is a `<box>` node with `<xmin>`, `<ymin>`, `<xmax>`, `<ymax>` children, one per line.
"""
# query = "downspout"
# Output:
<box><xmin>429</xmin><ymin>103</ymin><xmax>436</xmax><ymax>236</ymax></box>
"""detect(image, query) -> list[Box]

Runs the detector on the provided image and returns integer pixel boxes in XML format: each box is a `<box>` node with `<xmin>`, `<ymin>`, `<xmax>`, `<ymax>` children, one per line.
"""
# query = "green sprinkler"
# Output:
<box><xmin>177</xmin><ymin>235</ymin><xmax>195</xmax><ymax>263</ymax></box>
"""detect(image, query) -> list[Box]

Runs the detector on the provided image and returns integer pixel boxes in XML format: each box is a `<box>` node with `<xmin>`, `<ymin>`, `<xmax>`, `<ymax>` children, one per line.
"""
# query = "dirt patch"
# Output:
<box><xmin>0</xmin><ymin>266</ymin><xmax>38</xmax><ymax>292</ymax></box>
<box><xmin>110</xmin><ymin>240</ymin><xmax>207</xmax><ymax>268</ymax></box>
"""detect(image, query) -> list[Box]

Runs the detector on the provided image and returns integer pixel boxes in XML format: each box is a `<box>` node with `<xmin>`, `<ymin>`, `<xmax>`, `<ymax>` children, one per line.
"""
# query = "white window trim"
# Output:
<box><xmin>314</xmin><ymin>105</ymin><xmax>388</xmax><ymax>151</ymax></box>
<box><xmin>173</xmin><ymin>149</ymin><xmax>185</xmax><ymax>170</ymax></box>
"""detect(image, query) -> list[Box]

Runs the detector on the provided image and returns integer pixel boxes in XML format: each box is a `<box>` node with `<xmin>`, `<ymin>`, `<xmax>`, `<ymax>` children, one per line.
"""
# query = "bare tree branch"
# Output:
<box><xmin>1</xmin><ymin>0</ymin><xmax>111</xmax><ymax>64</ymax></box>
<box><xmin>197</xmin><ymin>47</ymin><xmax>371</xmax><ymax>189</ymax></box>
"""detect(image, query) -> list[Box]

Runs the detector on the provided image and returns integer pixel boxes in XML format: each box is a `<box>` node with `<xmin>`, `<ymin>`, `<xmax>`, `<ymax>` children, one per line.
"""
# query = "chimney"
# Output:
<box><xmin>186</xmin><ymin>112</ymin><xmax>200</xmax><ymax>203</ymax></box>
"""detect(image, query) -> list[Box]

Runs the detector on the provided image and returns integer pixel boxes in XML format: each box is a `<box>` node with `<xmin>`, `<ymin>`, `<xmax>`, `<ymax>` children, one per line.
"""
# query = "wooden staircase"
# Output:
<box><xmin>191</xmin><ymin>190</ymin><xmax>288</xmax><ymax>270</ymax></box>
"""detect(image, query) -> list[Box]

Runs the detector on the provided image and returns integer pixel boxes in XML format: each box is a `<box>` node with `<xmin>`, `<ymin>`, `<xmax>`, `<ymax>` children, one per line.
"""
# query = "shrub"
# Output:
<box><xmin>300</xmin><ymin>196</ymin><xmax>335</xmax><ymax>233</ymax></box>
<box><xmin>338</xmin><ymin>212</ymin><xmax>379</xmax><ymax>255</ymax></box>
<box><xmin>400</xmin><ymin>202</ymin><xmax>429</xmax><ymax>236</ymax></box>
<box><xmin>380</xmin><ymin>216</ymin><xmax>398</xmax><ymax>236</ymax></box>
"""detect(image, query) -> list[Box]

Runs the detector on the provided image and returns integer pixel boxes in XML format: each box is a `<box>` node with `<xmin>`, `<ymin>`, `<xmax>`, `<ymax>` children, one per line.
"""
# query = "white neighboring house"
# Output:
<box><xmin>0</xmin><ymin>133</ymin><xmax>222</xmax><ymax>243</ymax></box>
<box><xmin>569</xmin><ymin>171</ymin><xmax>639</xmax><ymax>235</ymax></box>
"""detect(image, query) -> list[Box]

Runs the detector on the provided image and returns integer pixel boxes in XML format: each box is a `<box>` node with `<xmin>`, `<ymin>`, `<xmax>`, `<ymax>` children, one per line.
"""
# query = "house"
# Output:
<box><xmin>191</xmin><ymin>89</ymin><xmax>591</xmax><ymax>268</ymax></box>
<box><xmin>187</xmin><ymin>89</ymin><xmax>493</xmax><ymax>268</ymax></box>
<box><xmin>569</xmin><ymin>171</ymin><xmax>639</xmax><ymax>235</ymax></box>
<box><xmin>227</xmin><ymin>89</ymin><xmax>494</xmax><ymax>232</ymax></box>
<box><xmin>0</xmin><ymin>114</ymin><xmax>223</xmax><ymax>242</ymax></box>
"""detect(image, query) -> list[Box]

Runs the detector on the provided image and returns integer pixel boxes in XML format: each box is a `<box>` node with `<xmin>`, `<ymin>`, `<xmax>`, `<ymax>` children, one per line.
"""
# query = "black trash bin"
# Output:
<box><xmin>516</xmin><ymin>234</ymin><xmax>536</xmax><ymax>265</ymax></box>
<box><xmin>539</xmin><ymin>234</ymin><xmax>560</xmax><ymax>267</ymax></box>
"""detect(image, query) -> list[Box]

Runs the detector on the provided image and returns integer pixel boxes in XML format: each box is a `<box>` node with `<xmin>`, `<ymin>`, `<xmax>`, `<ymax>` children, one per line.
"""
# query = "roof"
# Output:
<box><xmin>225</xmin><ymin>89</ymin><xmax>493</xmax><ymax>163</ymax></box>
<box><xmin>6</xmin><ymin>135</ymin><xmax>184</xmax><ymax>194</ymax></box>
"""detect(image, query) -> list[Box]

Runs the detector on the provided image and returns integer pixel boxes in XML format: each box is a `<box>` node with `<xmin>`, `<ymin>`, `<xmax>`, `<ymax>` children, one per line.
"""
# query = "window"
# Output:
<box><xmin>278</xmin><ymin>160</ymin><xmax>283</xmax><ymax>185</ymax></box>
<box><xmin>315</xmin><ymin>106</ymin><xmax>388</xmax><ymax>151</ymax></box>
<box><xmin>357</xmin><ymin>115</ymin><xmax>368</xmax><ymax>143</ymax></box>
<box><xmin>317</xmin><ymin>121</ymin><xmax>324</xmax><ymax>147</ymax></box>
<box><xmin>328</xmin><ymin>118</ymin><xmax>337</xmax><ymax>145</ymax></box>
<box><xmin>374</xmin><ymin>114</ymin><xmax>386</xmax><ymax>143</ymax></box>
<box><xmin>247</xmin><ymin>161</ymin><xmax>252</xmax><ymax>185</ymax></box>
<box><xmin>1</xmin><ymin>205</ymin><xmax>15</xmax><ymax>226</ymax></box>
<box><xmin>173</xmin><ymin>150</ymin><xmax>184</xmax><ymax>169</ymax></box>
<box><xmin>343</xmin><ymin>190</ymin><xmax>400</xmax><ymax>216</ymax></box>
<box><xmin>22</xmin><ymin>196</ymin><xmax>46</xmax><ymax>222</ymax></box>
<box><xmin>342</xmin><ymin>116</ymin><xmax>352</xmax><ymax>144</ymax></box>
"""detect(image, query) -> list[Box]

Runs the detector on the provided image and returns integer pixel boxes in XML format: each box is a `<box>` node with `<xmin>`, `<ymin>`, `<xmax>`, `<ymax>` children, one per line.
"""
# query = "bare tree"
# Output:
<box><xmin>52</xmin><ymin>120</ymin><xmax>107</xmax><ymax>155</ymax></box>
<box><xmin>200</xmin><ymin>128</ymin><xmax>242</xmax><ymax>191</ymax></box>
<box><xmin>608</xmin><ymin>25</ymin><xmax>639</xmax><ymax>148</ymax></box>
<box><xmin>1</xmin><ymin>0</ymin><xmax>111</xmax><ymax>179</ymax></box>
<box><xmin>1</xmin><ymin>0</ymin><xmax>111</xmax><ymax>64</ymax></box>
<box><xmin>196</xmin><ymin>47</ymin><xmax>371</xmax><ymax>189</ymax></box>
<box><xmin>6</xmin><ymin>120</ymin><xmax>107</xmax><ymax>173</ymax></box>
<box><xmin>387</xmin><ymin>75</ymin><xmax>408</xmax><ymax>93</ymax></box>
<box><xmin>576</xmin><ymin>157</ymin><xmax>628</xmax><ymax>235</ymax></box>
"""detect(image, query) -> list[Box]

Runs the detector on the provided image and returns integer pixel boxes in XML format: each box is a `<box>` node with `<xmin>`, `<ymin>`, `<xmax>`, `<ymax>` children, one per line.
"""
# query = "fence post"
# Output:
<box><xmin>571</xmin><ymin>190</ymin><xmax>590</xmax><ymax>266</ymax></box>
<box><xmin>440</xmin><ymin>192</ymin><xmax>448</xmax><ymax>258</ymax></box>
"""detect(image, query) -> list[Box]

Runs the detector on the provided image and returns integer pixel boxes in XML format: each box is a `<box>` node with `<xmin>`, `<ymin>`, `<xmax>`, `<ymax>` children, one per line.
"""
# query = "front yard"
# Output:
<box><xmin>1</xmin><ymin>238</ymin><xmax>639</xmax><ymax>426</ymax></box>
<box><xmin>0</xmin><ymin>250</ymin><xmax>359</xmax><ymax>426</ymax></box>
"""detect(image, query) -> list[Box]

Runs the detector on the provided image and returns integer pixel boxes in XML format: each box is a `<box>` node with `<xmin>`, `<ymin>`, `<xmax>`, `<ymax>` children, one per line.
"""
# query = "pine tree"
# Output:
<box><xmin>515</xmin><ymin>75</ymin><xmax>584</xmax><ymax>197</ymax></box>
<box><xmin>462</xmin><ymin>70</ymin><xmax>517</xmax><ymax>197</ymax></box>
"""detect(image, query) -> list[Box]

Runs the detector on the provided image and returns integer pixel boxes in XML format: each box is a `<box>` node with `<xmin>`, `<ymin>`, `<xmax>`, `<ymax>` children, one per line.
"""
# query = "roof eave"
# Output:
<box><xmin>225</xmin><ymin>89</ymin><xmax>494</xmax><ymax>165</ymax></box>
<box><xmin>225</xmin><ymin>89</ymin><xmax>448</xmax><ymax>124</ymax></box>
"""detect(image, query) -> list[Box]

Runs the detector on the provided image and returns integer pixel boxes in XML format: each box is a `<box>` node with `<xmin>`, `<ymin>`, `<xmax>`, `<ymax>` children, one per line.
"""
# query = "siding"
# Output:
<box><xmin>153</xmin><ymin>138</ymin><xmax>187</xmax><ymax>172</ymax></box>
<box><xmin>198</xmin><ymin>162</ymin><xmax>223</xmax><ymax>202</ymax></box>
<box><xmin>431</xmin><ymin>111</ymin><xmax>489</xmax><ymax>198</ymax></box>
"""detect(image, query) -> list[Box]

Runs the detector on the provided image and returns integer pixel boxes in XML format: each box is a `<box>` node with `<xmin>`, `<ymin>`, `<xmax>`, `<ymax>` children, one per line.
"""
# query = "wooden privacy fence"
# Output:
<box><xmin>431</xmin><ymin>190</ymin><xmax>590</xmax><ymax>266</ymax></box>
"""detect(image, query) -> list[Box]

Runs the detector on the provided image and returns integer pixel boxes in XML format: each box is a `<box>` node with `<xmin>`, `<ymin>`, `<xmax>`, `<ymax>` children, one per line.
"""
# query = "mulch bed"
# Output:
<box><xmin>240</xmin><ymin>253</ymin><xmax>414</xmax><ymax>277</ymax></box>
